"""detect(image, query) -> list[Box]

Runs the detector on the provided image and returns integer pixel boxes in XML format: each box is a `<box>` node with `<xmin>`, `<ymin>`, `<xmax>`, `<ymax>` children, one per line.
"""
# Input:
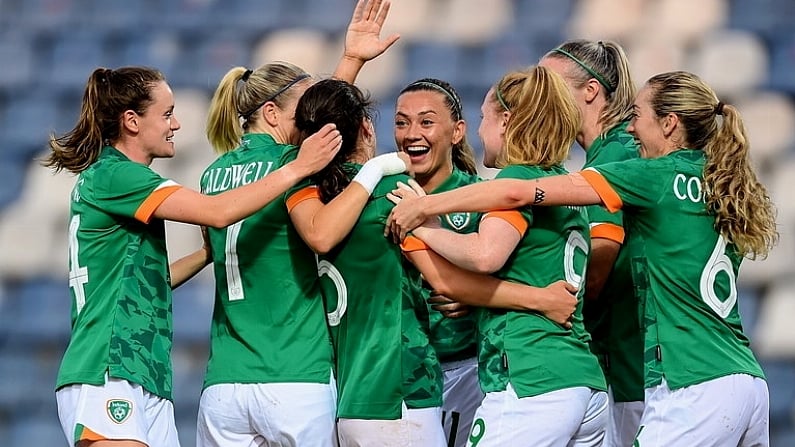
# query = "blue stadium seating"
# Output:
<box><xmin>0</xmin><ymin>93</ymin><xmax>59</xmax><ymax>162</ymax></box>
<box><xmin>759</xmin><ymin>359</ymin><xmax>795</xmax><ymax>426</ymax></box>
<box><xmin>402</xmin><ymin>42</ymin><xmax>466</xmax><ymax>90</ymax></box>
<box><xmin>0</xmin><ymin>161</ymin><xmax>27</xmax><ymax>210</ymax></box>
<box><xmin>172</xmin><ymin>277</ymin><xmax>214</xmax><ymax>344</ymax></box>
<box><xmin>0</xmin><ymin>32</ymin><xmax>35</xmax><ymax>90</ymax></box>
<box><xmin>768</xmin><ymin>31</ymin><xmax>795</xmax><ymax>94</ymax></box>
<box><xmin>728</xmin><ymin>0</ymin><xmax>795</xmax><ymax>40</ymax></box>
<box><xmin>0</xmin><ymin>278</ymin><xmax>72</xmax><ymax>345</ymax></box>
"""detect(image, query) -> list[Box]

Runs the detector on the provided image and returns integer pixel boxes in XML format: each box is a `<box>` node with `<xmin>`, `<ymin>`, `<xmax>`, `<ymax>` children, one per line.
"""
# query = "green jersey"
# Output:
<box><xmin>294</xmin><ymin>165</ymin><xmax>441</xmax><ymax>419</ymax></box>
<box><xmin>423</xmin><ymin>168</ymin><xmax>482</xmax><ymax>363</ymax></box>
<box><xmin>199</xmin><ymin>134</ymin><xmax>332</xmax><ymax>388</ymax></box>
<box><xmin>585</xmin><ymin>150</ymin><xmax>764</xmax><ymax>389</ymax></box>
<box><xmin>57</xmin><ymin>146</ymin><xmax>182</xmax><ymax>400</ymax></box>
<box><xmin>581</xmin><ymin>122</ymin><xmax>644</xmax><ymax>402</ymax></box>
<box><xmin>478</xmin><ymin>165</ymin><xmax>606</xmax><ymax>397</ymax></box>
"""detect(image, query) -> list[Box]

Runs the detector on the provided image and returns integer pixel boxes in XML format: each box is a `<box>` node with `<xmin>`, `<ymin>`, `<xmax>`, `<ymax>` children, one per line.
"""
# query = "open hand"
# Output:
<box><xmin>294</xmin><ymin>123</ymin><xmax>341</xmax><ymax>176</ymax></box>
<box><xmin>343</xmin><ymin>0</ymin><xmax>400</xmax><ymax>63</ymax></box>
<box><xmin>385</xmin><ymin>178</ymin><xmax>427</xmax><ymax>241</ymax></box>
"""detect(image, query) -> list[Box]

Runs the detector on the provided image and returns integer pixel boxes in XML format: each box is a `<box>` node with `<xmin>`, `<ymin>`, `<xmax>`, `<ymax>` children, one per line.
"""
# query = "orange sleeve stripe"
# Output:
<box><xmin>286</xmin><ymin>186</ymin><xmax>320</xmax><ymax>212</ymax></box>
<box><xmin>134</xmin><ymin>184</ymin><xmax>182</xmax><ymax>223</ymax></box>
<box><xmin>483</xmin><ymin>210</ymin><xmax>528</xmax><ymax>236</ymax></box>
<box><xmin>590</xmin><ymin>223</ymin><xmax>625</xmax><ymax>244</ymax></box>
<box><xmin>580</xmin><ymin>169</ymin><xmax>623</xmax><ymax>213</ymax></box>
<box><xmin>78</xmin><ymin>426</ymin><xmax>106</xmax><ymax>442</ymax></box>
<box><xmin>400</xmin><ymin>236</ymin><xmax>429</xmax><ymax>252</ymax></box>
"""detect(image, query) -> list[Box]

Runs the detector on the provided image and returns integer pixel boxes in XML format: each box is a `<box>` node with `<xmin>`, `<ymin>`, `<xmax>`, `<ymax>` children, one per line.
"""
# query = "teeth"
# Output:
<box><xmin>406</xmin><ymin>146</ymin><xmax>429</xmax><ymax>154</ymax></box>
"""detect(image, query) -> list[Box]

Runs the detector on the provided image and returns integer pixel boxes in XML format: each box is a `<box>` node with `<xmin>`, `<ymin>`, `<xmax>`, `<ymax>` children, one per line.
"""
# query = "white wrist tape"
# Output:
<box><xmin>352</xmin><ymin>152</ymin><xmax>408</xmax><ymax>195</ymax></box>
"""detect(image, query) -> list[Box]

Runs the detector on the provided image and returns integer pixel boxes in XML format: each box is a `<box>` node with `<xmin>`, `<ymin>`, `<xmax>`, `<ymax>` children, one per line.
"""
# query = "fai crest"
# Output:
<box><xmin>444</xmin><ymin>212</ymin><xmax>471</xmax><ymax>231</ymax></box>
<box><xmin>107</xmin><ymin>399</ymin><xmax>133</xmax><ymax>424</ymax></box>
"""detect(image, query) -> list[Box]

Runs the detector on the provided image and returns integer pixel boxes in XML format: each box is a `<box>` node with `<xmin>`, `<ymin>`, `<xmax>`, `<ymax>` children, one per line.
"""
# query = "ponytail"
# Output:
<box><xmin>206</xmin><ymin>66</ymin><xmax>248</xmax><ymax>154</ymax></box>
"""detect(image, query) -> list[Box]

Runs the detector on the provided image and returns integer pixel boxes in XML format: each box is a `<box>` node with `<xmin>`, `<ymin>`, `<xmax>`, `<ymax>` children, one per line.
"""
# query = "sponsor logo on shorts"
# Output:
<box><xmin>107</xmin><ymin>399</ymin><xmax>133</xmax><ymax>424</ymax></box>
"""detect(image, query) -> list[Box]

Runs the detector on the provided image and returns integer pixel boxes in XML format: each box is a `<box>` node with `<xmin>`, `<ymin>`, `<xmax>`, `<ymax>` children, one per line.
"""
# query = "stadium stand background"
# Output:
<box><xmin>0</xmin><ymin>0</ymin><xmax>793</xmax><ymax>444</ymax></box>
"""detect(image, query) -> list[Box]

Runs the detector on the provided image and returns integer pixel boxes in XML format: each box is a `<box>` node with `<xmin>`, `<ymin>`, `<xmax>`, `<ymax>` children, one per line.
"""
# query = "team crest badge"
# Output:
<box><xmin>445</xmin><ymin>212</ymin><xmax>470</xmax><ymax>230</ymax></box>
<box><xmin>107</xmin><ymin>399</ymin><xmax>133</xmax><ymax>424</ymax></box>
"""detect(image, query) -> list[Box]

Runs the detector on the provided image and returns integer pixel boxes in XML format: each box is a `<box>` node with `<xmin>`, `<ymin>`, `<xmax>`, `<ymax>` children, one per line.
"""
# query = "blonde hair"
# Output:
<box><xmin>545</xmin><ymin>39</ymin><xmax>635</xmax><ymax>135</ymax></box>
<box><xmin>646</xmin><ymin>71</ymin><xmax>778</xmax><ymax>259</ymax></box>
<box><xmin>206</xmin><ymin>62</ymin><xmax>309</xmax><ymax>153</ymax></box>
<box><xmin>492</xmin><ymin>66</ymin><xmax>580</xmax><ymax>168</ymax></box>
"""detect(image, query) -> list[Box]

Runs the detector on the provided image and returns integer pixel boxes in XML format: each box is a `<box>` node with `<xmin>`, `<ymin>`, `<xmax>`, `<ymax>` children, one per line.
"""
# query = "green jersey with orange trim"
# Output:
<box><xmin>477</xmin><ymin>165</ymin><xmax>606</xmax><ymax>397</ymax></box>
<box><xmin>56</xmin><ymin>146</ymin><xmax>182</xmax><ymax>400</ymax></box>
<box><xmin>581</xmin><ymin>121</ymin><xmax>643</xmax><ymax>402</ymax></box>
<box><xmin>286</xmin><ymin>164</ymin><xmax>442</xmax><ymax>419</ymax></box>
<box><xmin>424</xmin><ymin>168</ymin><xmax>482</xmax><ymax>363</ymax></box>
<box><xmin>199</xmin><ymin>133</ymin><xmax>333</xmax><ymax>389</ymax></box>
<box><xmin>583</xmin><ymin>150</ymin><xmax>764</xmax><ymax>390</ymax></box>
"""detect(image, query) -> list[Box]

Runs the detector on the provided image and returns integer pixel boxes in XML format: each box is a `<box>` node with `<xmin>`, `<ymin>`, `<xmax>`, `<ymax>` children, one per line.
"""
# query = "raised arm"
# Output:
<box><xmin>404</xmin><ymin>246</ymin><xmax>577</xmax><ymax>326</ymax></box>
<box><xmin>289</xmin><ymin>152</ymin><xmax>408</xmax><ymax>254</ymax></box>
<box><xmin>387</xmin><ymin>173</ymin><xmax>603</xmax><ymax>240</ymax></box>
<box><xmin>153</xmin><ymin>124</ymin><xmax>341</xmax><ymax>228</ymax></box>
<box><xmin>332</xmin><ymin>0</ymin><xmax>400</xmax><ymax>83</ymax></box>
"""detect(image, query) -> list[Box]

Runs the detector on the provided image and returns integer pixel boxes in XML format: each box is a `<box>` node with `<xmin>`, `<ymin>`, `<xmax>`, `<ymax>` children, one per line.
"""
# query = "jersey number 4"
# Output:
<box><xmin>68</xmin><ymin>215</ymin><xmax>89</xmax><ymax>314</ymax></box>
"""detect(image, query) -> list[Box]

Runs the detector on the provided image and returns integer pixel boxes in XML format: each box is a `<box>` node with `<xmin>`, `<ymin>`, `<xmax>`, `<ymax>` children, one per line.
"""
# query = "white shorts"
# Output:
<box><xmin>441</xmin><ymin>357</ymin><xmax>485</xmax><ymax>447</ymax></box>
<box><xmin>196</xmin><ymin>378</ymin><xmax>337</xmax><ymax>447</ymax></box>
<box><xmin>605</xmin><ymin>386</ymin><xmax>643</xmax><ymax>447</ymax></box>
<box><xmin>338</xmin><ymin>402</ymin><xmax>446</xmax><ymax>447</ymax></box>
<box><xmin>635</xmin><ymin>374</ymin><xmax>769</xmax><ymax>447</ymax></box>
<box><xmin>468</xmin><ymin>384</ymin><xmax>607</xmax><ymax>447</ymax></box>
<box><xmin>55</xmin><ymin>376</ymin><xmax>180</xmax><ymax>447</ymax></box>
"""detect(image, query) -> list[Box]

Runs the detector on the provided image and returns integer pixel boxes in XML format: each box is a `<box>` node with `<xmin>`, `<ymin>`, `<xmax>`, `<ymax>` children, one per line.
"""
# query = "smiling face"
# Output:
<box><xmin>394</xmin><ymin>90</ymin><xmax>462</xmax><ymax>190</ymax></box>
<box><xmin>478</xmin><ymin>88</ymin><xmax>507</xmax><ymax>168</ymax></box>
<box><xmin>137</xmin><ymin>81</ymin><xmax>180</xmax><ymax>161</ymax></box>
<box><xmin>627</xmin><ymin>84</ymin><xmax>669</xmax><ymax>158</ymax></box>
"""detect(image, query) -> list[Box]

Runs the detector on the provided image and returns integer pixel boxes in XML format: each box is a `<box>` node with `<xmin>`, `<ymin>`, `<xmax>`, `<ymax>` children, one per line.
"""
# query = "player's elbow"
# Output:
<box><xmin>304</xmin><ymin>234</ymin><xmax>335</xmax><ymax>255</ymax></box>
<box><xmin>504</xmin><ymin>180</ymin><xmax>533</xmax><ymax>208</ymax></box>
<box><xmin>470</xmin><ymin>254</ymin><xmax>503</xmax><ymax>275</ymax></box>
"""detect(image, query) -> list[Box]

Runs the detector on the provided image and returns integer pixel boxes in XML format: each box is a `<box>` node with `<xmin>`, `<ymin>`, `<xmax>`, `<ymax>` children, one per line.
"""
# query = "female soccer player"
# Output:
<box><xmin>393</xmin><ymin>66</ymin><xmax>609</xmax><ymax>446</ymax></box>
<box><xmin>197</xmin><ymin>1</ymin><xmax>400</xmax><ymax>445</ymax></box>
<box><xmin>46</xmin><ymin>66</ymin><xmax>340</xmax><ymax>447</ymax></box>
<box><xmin>389</xmin><ymin>70</ymin><xmax>776</xmax><ymax>447</ymax></box>
<box><xmin>290</xmin><ymin>77</ymin><xmax>583</xmax><ymax>446</ymax></box>
<box><xmin>393</xmin><ymin>78</ymin><xmax>484</xmax><ymax>447</ymax></box>
<box><xmin>540</xmin><ymin>39</ymin><xmax>644</xmax><ymax>446</ymax></box>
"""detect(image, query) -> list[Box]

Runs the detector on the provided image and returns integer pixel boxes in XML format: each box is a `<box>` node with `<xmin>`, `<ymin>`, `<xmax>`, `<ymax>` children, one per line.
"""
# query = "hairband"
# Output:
<box><xmin>552</xmin><ymin>48</ymin><xmax>615</xmax><ymax>93</ymax></box>
<box><xmin>715</xmin><ymin>101</ymin><xmax>725</xmax><ymax>116</ymax></box>
<box><xmin>495</xmin><ymin>87</ymin><xmax>510</xmax><ymax>111</ymax></box>
<box><xmin>405</xmin><ymin>80</ymin><xmax>463</xmax><ymax>119</ymax></box>
<box><xmin>240</xmin><ymin>73</ymin><xmax>311</xmax><ymax>119</ymax></box>
<box><xmin>241</xmin><ymin>69</ymin><xmax>253</xmax><ymax>82</ymax></box>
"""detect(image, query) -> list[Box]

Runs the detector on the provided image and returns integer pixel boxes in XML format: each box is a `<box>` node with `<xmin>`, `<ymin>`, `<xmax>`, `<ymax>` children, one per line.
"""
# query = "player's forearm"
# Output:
<box><xmin>156</xmin><ymin>163</ymin><xmax>304</xmax><ymax>228</ymax></box>
<box><xmin>170</xmin><ymin>246</ymin><xmax>211</xmax><ymax>289</ymax></box>
<box><xmin>332</xmin><ymin>55</ymin><xmax>366</xmax><ymax>84</ymax></box>
<box><xmin>300</xmin><ymin>183</ymin><xmax>370</xmax><ymax>254</ymax></box>
<box><xmin>420</xmin><ymin>174</ymin><xmax>601</xmax><ymax>216</ymax></box>
<box><xmin>407</xmin><ymin>249</ymin><xmax>528</xmax><ymax>311</ymax></box>
<box><xmin>584</xmin><ymin>238</ymin><xmax>620</xmax><ymax>300</ymax></box>
<box><xmin>210</xmin><ymin>163</ymin><xmax>305</xmax><ymax>227</ymax></box>
<box><xmin>412</xmin><ymin>226</ymin><xmax>495</xmax><ymax>273</ymax></box>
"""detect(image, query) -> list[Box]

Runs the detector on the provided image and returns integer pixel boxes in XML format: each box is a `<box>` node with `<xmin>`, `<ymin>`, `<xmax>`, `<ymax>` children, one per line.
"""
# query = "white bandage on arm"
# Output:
<box><xmin>352</xmin><ymin>152</ymin><xmax>408</xmax><ymax>195</ymax></box>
